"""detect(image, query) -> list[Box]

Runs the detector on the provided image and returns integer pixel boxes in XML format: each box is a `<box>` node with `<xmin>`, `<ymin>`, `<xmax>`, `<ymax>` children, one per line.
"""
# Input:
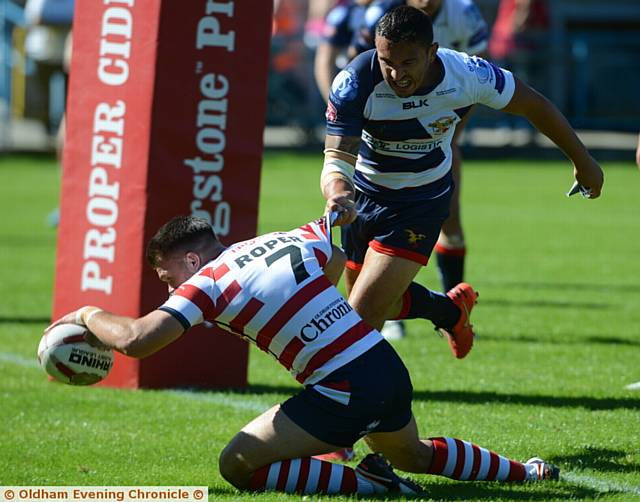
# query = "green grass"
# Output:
<box><xmin>0</xmin><ymin>152</ymin><xmax>639</xmax><ymax>500</ymax></box>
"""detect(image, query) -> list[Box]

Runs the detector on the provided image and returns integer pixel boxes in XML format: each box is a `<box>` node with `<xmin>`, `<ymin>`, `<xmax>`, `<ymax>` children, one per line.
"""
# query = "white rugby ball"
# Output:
<box><xmin>37</xmin><ymin>323</ymin><xmax>114</xmax><ymax>385</ymax></box>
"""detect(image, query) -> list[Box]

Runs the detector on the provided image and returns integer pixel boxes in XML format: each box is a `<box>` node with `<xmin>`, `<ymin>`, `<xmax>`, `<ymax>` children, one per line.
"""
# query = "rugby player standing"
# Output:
<box><xmin>321</xmin><ymin>6</ymin><xmax>603</xmax><ymax>356</ymax></box>
<box><xmin>351</xmin><ymin>0</ymin><xmax>492</xmax><ymax>339</ymax></box>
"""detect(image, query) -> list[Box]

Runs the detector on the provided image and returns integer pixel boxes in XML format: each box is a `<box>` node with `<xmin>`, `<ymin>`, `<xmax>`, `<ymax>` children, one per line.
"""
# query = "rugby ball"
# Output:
<box><xmin>37</xmin><ymin>323</ymin><xmax>114</xmax><ymax>385</ymax></box>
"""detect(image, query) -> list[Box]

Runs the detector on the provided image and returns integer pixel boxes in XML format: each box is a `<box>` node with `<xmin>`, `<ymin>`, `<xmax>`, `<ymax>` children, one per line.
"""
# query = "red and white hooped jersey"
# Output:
<box><xmin>159</xmin><ymin>216</ymin><xmax>383</xmax><ymax>385</ymax></box>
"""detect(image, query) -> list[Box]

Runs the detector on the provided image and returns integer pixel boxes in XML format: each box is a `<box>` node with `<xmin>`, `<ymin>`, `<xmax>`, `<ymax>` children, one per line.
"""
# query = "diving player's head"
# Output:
<box><xmin>375</xmin><ymin>5</ymin><xmax>438</xmax><ymax>98</ymax></box>
<box><xmin>146</xmin><ymin>215</ymin><xmax>223</xmax><ymax>291</ymax></box>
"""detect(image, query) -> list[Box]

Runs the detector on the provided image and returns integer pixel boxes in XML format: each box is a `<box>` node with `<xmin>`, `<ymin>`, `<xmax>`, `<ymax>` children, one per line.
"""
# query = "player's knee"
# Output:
<box><xmin>350</xmin><ymin>293</ymin><xmax>398</xmax><ymax>328</ymax></box>
<box><xmin>218</xmin><ymin>444</ymin><xmax>251</xmax><ymax>490</ymax></box>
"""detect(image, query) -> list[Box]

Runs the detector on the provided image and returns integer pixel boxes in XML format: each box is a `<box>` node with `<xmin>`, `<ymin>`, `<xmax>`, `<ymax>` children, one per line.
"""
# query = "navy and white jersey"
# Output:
<box><xmin>354</xmin><ymin>0</ymin><xmax>489</xmax><ymax>56</ymax></box>
<box><xmin>326</xmin><ymin>48</ymin><xmax>515</xmax><ymax>198</ymax></box>
<box><xmin>159</xmin><ymin>217</ymin><xmax>383</xmax><ymax>386</ymax></box>
<box><xmin>322</xmin><ymin>0</ymin><xmax>367</xmax><ymax>49</ymax></box>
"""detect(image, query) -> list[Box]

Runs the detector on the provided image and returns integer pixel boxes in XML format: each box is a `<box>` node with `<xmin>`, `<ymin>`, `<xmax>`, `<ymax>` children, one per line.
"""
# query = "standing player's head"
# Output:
<box><xmin>146</xmin><ymin>216</ymin><xmax>222</xmax><ymax>290</ymax></box>
<box><xmin>375</xmin><ymin>5</ymin><xmax>438</xmax><ymax>98</ymax></box>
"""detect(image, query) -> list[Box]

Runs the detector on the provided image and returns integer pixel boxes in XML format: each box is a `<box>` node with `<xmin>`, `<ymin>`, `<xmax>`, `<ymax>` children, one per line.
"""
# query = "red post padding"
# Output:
<box><xmin>53</xmin><ymin>0</ymin><xmax>273</xmax><ymax>388</ymax></box>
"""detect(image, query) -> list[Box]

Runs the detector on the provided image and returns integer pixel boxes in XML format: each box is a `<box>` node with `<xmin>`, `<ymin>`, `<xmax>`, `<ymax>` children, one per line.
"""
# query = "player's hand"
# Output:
<box><xmin>45</xmin><ymin>310</ymin><xmax>84</xmax><ymax>333</ymax></box>
<box><xmin>45</xmin><ymin>308</ymin><xmax>110</xmax><ymax>350</ymax></box>
<box><xmin>573</xmin><ymin>156</ymin><xmax>603</xmax><ymax>199</ymax></box>
<box><xmin>325</xmin><ymin>193</ymin><xmax>357</xmax><ymax>225</ymax></box>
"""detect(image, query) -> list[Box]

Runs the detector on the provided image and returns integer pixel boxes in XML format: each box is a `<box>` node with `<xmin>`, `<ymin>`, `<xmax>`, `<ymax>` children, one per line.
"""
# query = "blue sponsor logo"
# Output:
<box><xmin>331</xmin><ymin>68</ymin><xmax>359</xmax><ymax>101</ymax></box>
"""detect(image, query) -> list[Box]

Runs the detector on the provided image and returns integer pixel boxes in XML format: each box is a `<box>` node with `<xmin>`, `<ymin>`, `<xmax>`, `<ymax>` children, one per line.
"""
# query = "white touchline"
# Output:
<box><xmin>563</xmin><ymin>472</ymin><xmax>640</xmax><ymax>495</ymax></box>
<box><xmin>0</xmin><ymin>352</ymin><xmax>39</xmax><ymax>368</ymax></box>
<box><xmin>167</xmin><ymin>389</ymin><xmax>272</xmax><ymax>413</ymax></box>
<box><xmin>624</xmin><ymin>381</ymin><xmax>640</xmax><ymax>390</ymax></box>
<box><xmin>1</xmin><ymin>351</ymin><xmax>273</xmax><ymax>413</ymax></box>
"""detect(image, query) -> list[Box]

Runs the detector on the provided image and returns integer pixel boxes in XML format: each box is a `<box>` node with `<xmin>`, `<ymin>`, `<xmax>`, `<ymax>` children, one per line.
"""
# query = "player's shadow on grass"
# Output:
<box><xmin>479</xmin><ymin>333</ymin><xmax>640</xmax><ymax>347</ymax></box>
<box><xmin>409</xmin><ymin>389</ymin><xmax>640</xmax><ymax>411</ymax></box>
<box><xmin>417</xmin><ymin>481</ymin><xmax>600</xmax><ymax>500</ymax></box>
<box><xmin>0</xmin><ymin>316</ymin><xmax>50</xmax><ymax>324</ymax></box>
<box><xmin>479</xmin><ymin>280</ymin><xmax>640</xmax><ymax>295</ymax></box>
<box><xmin>550</xmin><ymin>446</ymin><xmax>638</xmax><ymax>474</ymax></box>
<box><xmin>226</xmin><ymin>385</ymin><xmax>640</xmax><ymax>411</ymax></box>
<box><xmin>480</xmin><ymin>298</ymin><xmax>610</xmax><ymax>310</ymax></box>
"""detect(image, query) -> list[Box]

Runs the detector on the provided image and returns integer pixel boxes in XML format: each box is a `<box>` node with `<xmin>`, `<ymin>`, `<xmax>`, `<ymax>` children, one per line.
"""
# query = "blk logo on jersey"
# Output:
<box><xmin>402</xmin><ymin>98</ymin><xmax>428</xmax><ymax>110</ymax></box>
<box><xmin>405</xmin><ymin>229</ymin><xmax>426</xmax><ymax>248</ymax></box>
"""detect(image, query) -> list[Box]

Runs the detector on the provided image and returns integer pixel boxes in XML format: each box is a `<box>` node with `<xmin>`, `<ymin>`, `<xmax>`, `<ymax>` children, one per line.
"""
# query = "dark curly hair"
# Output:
<box><xmin>146</xmin><ymin>216</ymin><xmax>217</xmax><ymax>267</ymax></box>
<box><xmin>376</xmin><ymin>5</ymin><xmax>434</xmax><ymax>47</ymax></box>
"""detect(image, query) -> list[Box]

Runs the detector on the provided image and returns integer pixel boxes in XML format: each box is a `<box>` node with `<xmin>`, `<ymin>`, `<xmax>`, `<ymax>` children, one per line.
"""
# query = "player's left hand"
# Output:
<box><xmin>573</xmin><ymin>155</ymin><xmax>604</xmax><ymax>199</ymax></box>
<box><xmin>45</xmin><ymin>309</ymin><xmax>85</xmax><ymax>333</ymax></box>
<box><xmin>45</xmin><ymin>307</ymin><xmax>110</xmax><ymax>349</ymax></box>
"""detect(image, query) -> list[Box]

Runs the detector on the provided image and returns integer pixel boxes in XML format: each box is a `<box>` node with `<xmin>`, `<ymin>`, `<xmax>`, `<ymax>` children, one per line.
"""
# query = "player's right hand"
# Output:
<box><xmin>325</xmin><ymin>193</ymin><xmax>357</xmax><ymax>225</ymax></box>
<box><xmin>573</xmin><ymin>156</ymin><xmax>604</xmax><ymax>199</ymax></box>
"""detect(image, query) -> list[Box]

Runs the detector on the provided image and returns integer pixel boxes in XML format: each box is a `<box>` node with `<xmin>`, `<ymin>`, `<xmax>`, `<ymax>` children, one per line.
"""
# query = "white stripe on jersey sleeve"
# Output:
<box><xmin>472</xmin><ymin>59</ymin><xmax>515</xmax><ymax>110</ymax></box>
<box><xmin>158</xmin><ymin>269</ymin><xmax>216</xmax><ymax>327</ymax></box>
<box><xmin>161</xmin><ymin>294</ymin><xmax>204</xmax><ymax>328</ymax></box>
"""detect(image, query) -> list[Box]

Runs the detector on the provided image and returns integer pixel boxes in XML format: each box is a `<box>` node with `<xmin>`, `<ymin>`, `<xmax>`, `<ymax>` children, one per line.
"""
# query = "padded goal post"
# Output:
<box><xmin>52</xmin><ymin>0</ymin><xmax>273</xmax><ymax>388</ymax></box>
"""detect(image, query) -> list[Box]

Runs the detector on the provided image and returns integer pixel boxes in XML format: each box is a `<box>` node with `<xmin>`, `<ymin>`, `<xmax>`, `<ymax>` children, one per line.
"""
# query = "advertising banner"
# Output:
<box><xmin>53</xmin><ymin>0</ymin><xmax>273</xmax><ymax>388</ymax></box>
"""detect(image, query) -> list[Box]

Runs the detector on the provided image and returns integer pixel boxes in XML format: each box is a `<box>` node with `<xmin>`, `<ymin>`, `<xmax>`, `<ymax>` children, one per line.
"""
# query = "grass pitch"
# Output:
<box><xmin>0</xmin><ymin>152</ymin><xmax>639</xmax><ymax>501</ymax></box>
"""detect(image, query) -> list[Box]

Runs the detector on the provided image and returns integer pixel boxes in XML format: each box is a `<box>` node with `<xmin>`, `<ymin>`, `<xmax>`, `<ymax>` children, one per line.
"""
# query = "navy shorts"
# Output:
<box><xmin>341</xmin><ymin>184</ymin><xmax>453</xmax><ymax>268</ymax></box>
<box><xmin>281</xmin><ymin>339</ymin><xmax>413</xmax><ymax>447</ymax></box>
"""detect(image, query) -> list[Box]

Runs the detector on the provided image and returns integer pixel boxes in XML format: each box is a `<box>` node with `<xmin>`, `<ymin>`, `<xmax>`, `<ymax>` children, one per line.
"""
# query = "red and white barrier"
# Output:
<box><xmin>53</xmin><ymin>0</ymin><xmax>273</xmax><ymax>388</ymax></box>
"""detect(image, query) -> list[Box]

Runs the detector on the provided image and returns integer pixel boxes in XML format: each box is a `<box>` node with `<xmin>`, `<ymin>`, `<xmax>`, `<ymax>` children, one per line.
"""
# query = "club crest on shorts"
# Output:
<box><xmin>405</xmin><ymin>229</ymin><xmax>426</xmax><ymax>248</ymax></box>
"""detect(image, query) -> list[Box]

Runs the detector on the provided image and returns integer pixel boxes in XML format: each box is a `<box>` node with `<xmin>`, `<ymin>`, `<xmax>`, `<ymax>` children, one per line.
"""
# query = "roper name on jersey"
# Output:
<box><xmin>234</xmin><ymin>236</ymin><xmax>303</xmax><ymax>268</ymax></box>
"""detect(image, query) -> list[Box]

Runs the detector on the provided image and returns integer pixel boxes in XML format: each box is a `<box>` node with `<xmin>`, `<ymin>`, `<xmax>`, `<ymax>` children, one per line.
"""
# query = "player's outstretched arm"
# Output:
<box><xmin>501</xmin><ymin>77</ymin><xmax>604</xmax><ymax>198</ymax></box>
<box><xmin>321</xmin><ymin>135</ymin><xmax>360</xmax><ymax>225</ymax></box>
<box><xmin>47</xmin><ymin>307</ymin><xmax>185</xmax><ymax>359</ymax></box>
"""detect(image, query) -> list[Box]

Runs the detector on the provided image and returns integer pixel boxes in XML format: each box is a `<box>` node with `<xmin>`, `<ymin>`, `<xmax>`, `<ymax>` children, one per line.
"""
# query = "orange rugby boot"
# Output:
<box><xmin>439</xmin><ymin>282</ymin><xmax>478</xmax><ymax>359</ymax></box>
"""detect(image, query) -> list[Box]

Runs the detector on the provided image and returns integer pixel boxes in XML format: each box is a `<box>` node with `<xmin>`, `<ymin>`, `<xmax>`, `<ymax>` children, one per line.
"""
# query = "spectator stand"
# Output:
<box><xmin>547</xmin><ymin>0</ymin><xmax>640</xmax><ymax>131</ymax></box>
<box><xmin>0</xmin><ymin>0</ymin><xmax>25</xmax><ymax>149</ymax></box>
